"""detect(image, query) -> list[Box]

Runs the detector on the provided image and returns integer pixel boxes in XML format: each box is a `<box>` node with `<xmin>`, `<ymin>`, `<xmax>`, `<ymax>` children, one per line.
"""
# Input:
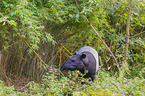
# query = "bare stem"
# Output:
<box><xmin>75</xmin><ymin>0</ymin><xmax>120</xmax><ymax>71</ymax></box>
<box><xmin>124</xmin><ymin>0</ymin><xmax>132</xmax><ymax>63</ymax></box>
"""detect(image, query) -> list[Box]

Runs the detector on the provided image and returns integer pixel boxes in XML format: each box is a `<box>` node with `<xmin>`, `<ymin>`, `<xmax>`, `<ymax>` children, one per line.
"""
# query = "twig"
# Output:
<box><xmin>19</xmin><ymin>34</ymin><xmax>50</xmax><ymax>70</ymax></box>
<box><xmin>59</xmin><ymin>50</ymin><xmax>61</xmax><ymax>80</ymax></box>
<box><xmin>110</xmin><ymin>81</ymin><xmax>120</xmax><ymax>90</ymax></box>
<box><xmin>19</xmin><ymin>35</ymin><xmax>65</xmax><ymax>77</ymax></box>
<box><xmin>75</xmin><ymin>0</ymin><xmax>120</xmax><ymax>71</ymax></box>
<box><xmin>59</xmin><ymin>42</ymin><xmax>74</xmax><ymax>56</ymax></box>
<box><xmin>114</xmin><ymin>0</ymin><xmax>128</xmax><ymax>7</ymax></box>
<box><xmin>85</xmin><ymin>18</ymin><xmax>120</xmax><ymax>71</ymax></box>
<box><xmin>130</xmin><ymin>31</ymin><xmax>145</xmax><ymax>38</ymax></box>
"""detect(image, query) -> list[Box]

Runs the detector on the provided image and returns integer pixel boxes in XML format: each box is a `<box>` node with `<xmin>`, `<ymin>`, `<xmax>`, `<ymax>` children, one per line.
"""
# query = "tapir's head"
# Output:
<box><xmin>60</xmin><ymin>53</ymin><xmax>89</xmax><ymax>72</ymax></box>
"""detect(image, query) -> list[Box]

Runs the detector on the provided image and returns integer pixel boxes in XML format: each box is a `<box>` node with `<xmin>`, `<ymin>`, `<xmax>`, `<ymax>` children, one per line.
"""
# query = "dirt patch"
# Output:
<box><xmin>2</xmin><ymin>75</ymin><xmax>30</xmax><ymax>92</ymax></box>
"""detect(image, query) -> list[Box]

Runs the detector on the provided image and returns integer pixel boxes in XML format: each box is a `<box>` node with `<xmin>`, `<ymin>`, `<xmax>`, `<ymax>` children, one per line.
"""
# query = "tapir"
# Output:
<box><xmin>60</xmin><ymin>46</ymin><xmax>99</xmax><ymax>81</ymax></box>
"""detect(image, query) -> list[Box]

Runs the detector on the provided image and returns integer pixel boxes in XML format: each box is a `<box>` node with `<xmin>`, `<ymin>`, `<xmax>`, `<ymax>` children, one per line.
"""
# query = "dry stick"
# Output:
<box><xmin>59</xmin><ymin>43</ymin><xmax>74</xmax><ymax>56</ymax></box>
<box><xmin>75</xmin><ymin>0</ymin><xmax>120</xmax><ymax>71</ymax></box>
<box><xmin>86</xmin><ymin>18</ymin><xmax>120</xmax><ymax>71</ymax></box>
<box><xmin>59</xmin><ymin>50</ymin><xmax>61</xmax><ymax>80</ymax></box>
<box><xmin>19</xmin><ymin>35</ymin><xmax>65</xmax><ymax>77</ymax></box>
<box><xmin>19</xmin><ymin>35</ymin><xmax>49</xmax><ymax>70</ymax></box>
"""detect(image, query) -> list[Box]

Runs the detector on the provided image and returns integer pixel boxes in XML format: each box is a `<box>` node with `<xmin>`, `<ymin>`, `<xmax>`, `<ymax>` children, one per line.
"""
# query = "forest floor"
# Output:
<box><xmin>2</xmin><ymin>75</ymin><xmax>29</xmax><ymax>92</ymax></box>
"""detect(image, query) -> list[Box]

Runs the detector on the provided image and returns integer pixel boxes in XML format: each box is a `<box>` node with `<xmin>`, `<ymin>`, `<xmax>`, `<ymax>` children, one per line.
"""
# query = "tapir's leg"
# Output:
<box><xmin>90</xmin><ymin>74</ymin><xmax>96</xmax><ymax>82</ymax></box>
<box><xmin>83</xmin><ymin>73</ymin><xmax>96</xmax><ymax>82</ymax></box>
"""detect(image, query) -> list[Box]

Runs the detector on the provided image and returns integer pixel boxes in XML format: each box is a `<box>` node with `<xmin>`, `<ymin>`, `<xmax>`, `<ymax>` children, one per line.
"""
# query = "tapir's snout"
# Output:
<box><xmin>60</xmin><ymin>61</ymin><xmax>77</xmax><ymax>71</ymax></box>
<box><xmin>60</xmin><ymin>62</ymin><xmax>69</xmax><ymax>71</ymax></box>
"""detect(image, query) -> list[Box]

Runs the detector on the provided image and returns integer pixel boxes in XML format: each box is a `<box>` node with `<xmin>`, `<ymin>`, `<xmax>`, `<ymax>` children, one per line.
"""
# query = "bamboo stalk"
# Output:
<box><xmin>124</xmin><ymin>0</ymin><xmax>132</xmax><ymax>63</ymax></box>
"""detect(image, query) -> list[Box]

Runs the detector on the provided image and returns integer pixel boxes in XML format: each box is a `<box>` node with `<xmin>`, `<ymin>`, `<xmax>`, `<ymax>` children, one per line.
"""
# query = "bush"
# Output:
<box><xmin>1</xmin><ymin>68</ymin><xmax>144</xmax><ymax>96</ymax></box>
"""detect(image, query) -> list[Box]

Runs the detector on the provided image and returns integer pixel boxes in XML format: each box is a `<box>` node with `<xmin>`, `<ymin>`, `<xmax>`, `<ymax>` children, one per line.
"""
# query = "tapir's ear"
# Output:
<box><xmin>81</xmin><ymin>54</ymin><xmax>89</xmax><ymax>66</ymax></box>
<box><xmin>81</xmin><ymin>54</ymin><xmax>86</xmax><ymax>59</ymax></box>
<box><xmin>74</xmin><ymin>51</ymin><xmax>78</xmax><ymax>55</ymax></box>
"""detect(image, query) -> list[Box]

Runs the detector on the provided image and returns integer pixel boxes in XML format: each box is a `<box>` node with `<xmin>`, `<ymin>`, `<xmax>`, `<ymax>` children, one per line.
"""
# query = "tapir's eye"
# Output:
<box><xmin>71</xmin><ymin>60</ymin><xmax>75</xmax><ymax>62</ymax></box>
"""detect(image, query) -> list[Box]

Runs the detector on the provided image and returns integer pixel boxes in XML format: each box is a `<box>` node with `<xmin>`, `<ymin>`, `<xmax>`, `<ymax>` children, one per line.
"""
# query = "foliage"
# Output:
<box><xmin>0</xmin><ymin>0</ymin><xmax>56</xmax><ymax>53</ymax></box>
<box><xmin>0</xmin><ymin>0</ymin><xmax>145</xmax><ymax>95</ymax></box>
<box><xmin>1</xmin><ymin>0</ymin><xmax>145</xmax><ymax>73</ymax></box>
<box><xmin>0</xmin><ymin>80</ymin><xmax>20</xmax><ymax>96</ymax></box>
<box><xmin>0</xmin><ymin>69</ymin><xmax>145</xmax><ymax>95</ymax></box>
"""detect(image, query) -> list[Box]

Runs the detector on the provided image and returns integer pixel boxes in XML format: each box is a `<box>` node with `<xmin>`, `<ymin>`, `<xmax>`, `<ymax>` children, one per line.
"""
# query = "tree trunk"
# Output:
<box><xmin>124</xmin><ymin>0</ymin><xmax>132</xmax><ymax>63</ymax></box>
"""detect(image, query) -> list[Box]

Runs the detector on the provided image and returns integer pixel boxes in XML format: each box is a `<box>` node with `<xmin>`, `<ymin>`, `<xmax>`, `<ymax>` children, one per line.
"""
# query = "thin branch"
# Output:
<box><xmin>75</xmin><ymin>0</ymin><xmax>120</xmax><ymax>71</ymax></box>
<box><xmin>85</xmin><ymin>18</ymin><xmax>120</xmax><ymax>71</ymax></box>
<box><xmin>19</xmin><ymin>35</ymin><xmax>65</xmax><ymax>76</ymax></box>
<box><xmin>59</xmin><ymin>42</ymin><xmax>73</xmax><ymax>56</ymax></box>
<box><xmin>130</xmin><ymin>31</ymin><xmax>145</xmax><ymax>38</ymax></box>
<box><xmin>114</xmin><ymin>0</ymin><xmax>128</xmax><ymax>7</ymax></box>
<box><xmin>19</xmin><ymin>34</ymin><xmax>50</xmax><ymax>70</ymax></box>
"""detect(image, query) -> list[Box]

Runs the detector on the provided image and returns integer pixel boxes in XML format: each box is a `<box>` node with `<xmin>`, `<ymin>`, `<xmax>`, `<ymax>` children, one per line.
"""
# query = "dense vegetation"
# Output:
<box><xmin>0</xmin><ymin>0</ymin><xmax>145</xmax><ymax>95</ymax></box>
<box><xmin>1</xmin><ymin>69</ymin><xmax>145</xmax><ymax>95</ymax></box>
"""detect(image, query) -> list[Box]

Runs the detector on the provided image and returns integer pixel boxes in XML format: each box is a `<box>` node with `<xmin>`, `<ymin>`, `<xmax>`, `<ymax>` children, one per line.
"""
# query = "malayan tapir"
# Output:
<box><xmin>60</xmin><ymin>46</ymin><xmax>99</xmax><ymax>81</ymax></box>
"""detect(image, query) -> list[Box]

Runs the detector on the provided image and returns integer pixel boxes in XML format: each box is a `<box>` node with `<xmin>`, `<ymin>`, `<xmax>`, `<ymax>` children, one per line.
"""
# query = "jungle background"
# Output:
<box><xmin>0</xmin><ymin>0</ymin><xmax>145</xmax><ymax>95</ymax></box>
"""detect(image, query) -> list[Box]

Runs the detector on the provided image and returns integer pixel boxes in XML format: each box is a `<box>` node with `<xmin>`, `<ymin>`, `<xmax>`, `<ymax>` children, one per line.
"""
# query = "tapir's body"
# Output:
<box><xmin>60</xmin><ymin>46</ymin><xmax>99</xmax><ymax>81</ymax></box>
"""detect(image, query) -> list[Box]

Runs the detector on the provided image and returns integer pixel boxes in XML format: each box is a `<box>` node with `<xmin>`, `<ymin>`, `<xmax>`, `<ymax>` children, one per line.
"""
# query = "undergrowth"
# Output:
<box><xmin>0</xmin><ymin>68</ymin><xmax>145</xmax><ymax>96</ymax></box>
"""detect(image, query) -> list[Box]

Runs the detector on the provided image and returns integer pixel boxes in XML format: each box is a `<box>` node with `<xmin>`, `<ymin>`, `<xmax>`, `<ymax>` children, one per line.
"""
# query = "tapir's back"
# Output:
<box><xmin>78</xmin><ymin>46</ymin><xmax>99</xmax><ymax>72</ymax></box>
